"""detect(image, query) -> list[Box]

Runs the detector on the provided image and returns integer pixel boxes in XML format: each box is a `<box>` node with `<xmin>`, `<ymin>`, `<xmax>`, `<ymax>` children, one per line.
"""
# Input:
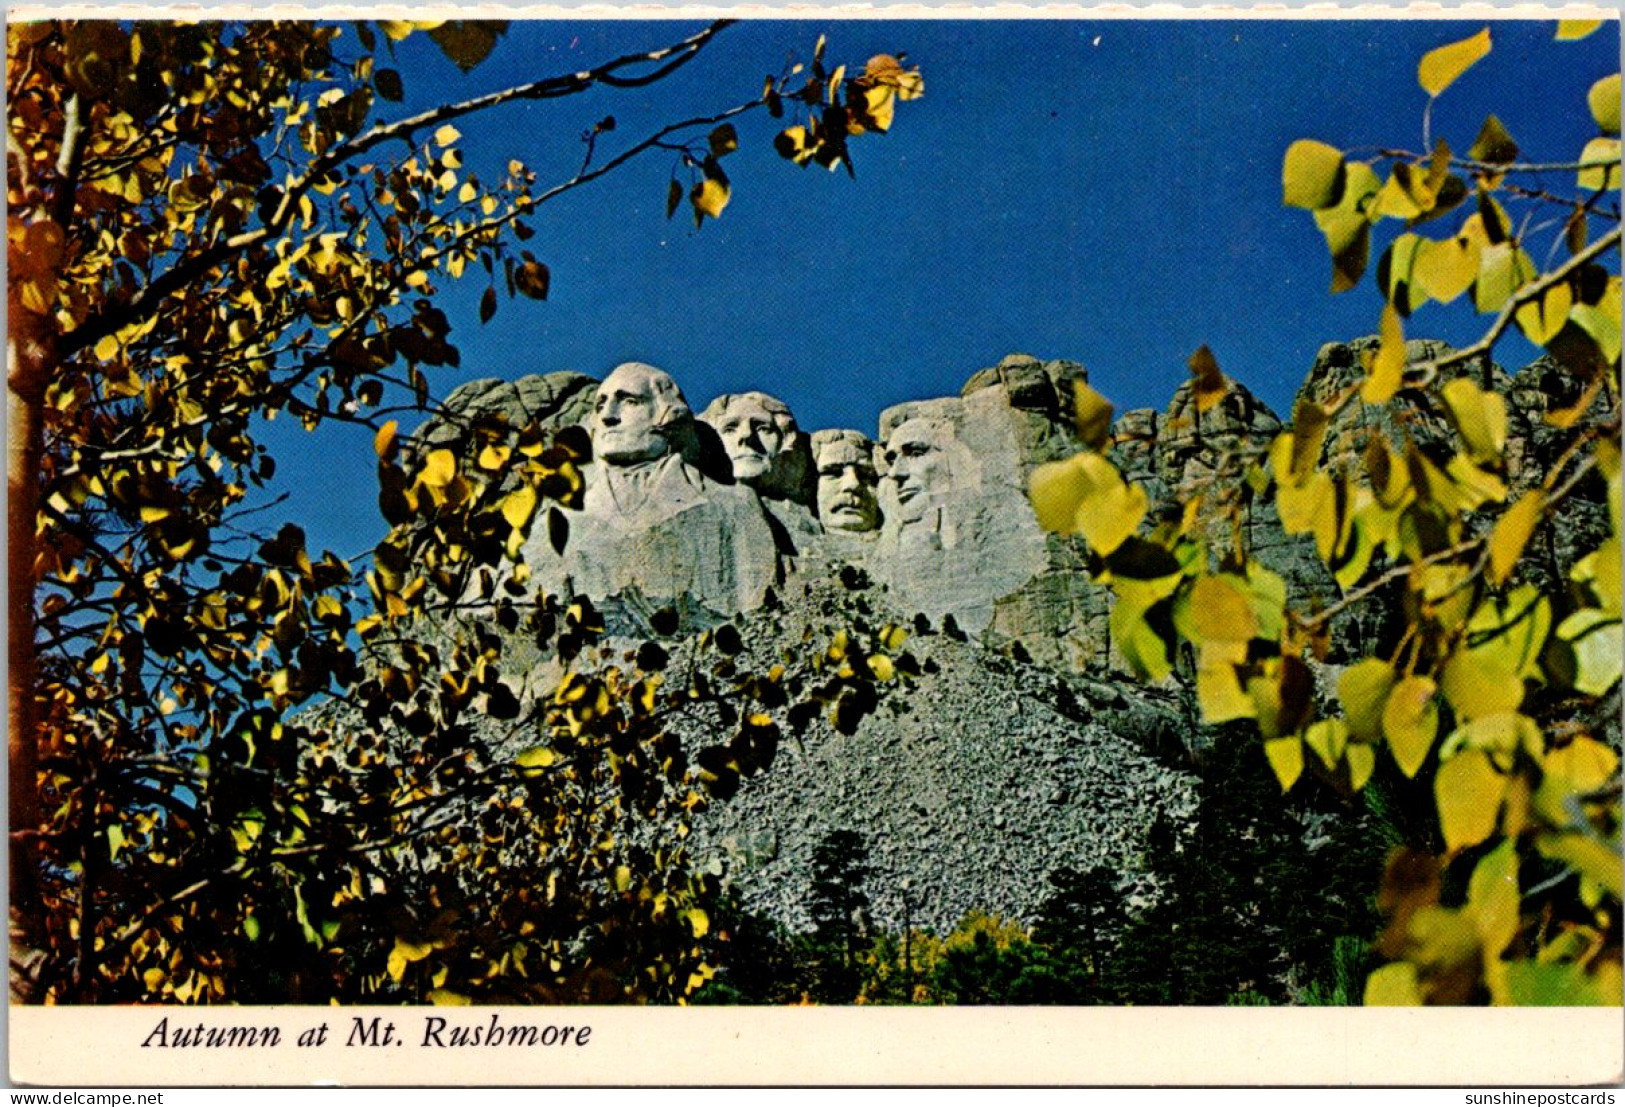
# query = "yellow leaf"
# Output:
<box><xmin>1537</xmin><ymin>832</ymin><xmax>1623</xmax><ymax>899</ymax></box>
<box><xmin>1076</xmin><ymin>478</ymin><xmax>1146</xmax><ymax>556</ymax></box>
<box><xmin>500</xmin><ymin>485</ymin><xmax>538</xmax><ymax>531</ymax></box>
<box><xmin>1189</xmin><ymin>575</ymin><xmax>1258</xmax><ymax>643</ymax></box>
<box><xmin>686</xmin><ymin>907</ymin><xmax>709</xmax><ymax>938</ymax></box>
<box><xmin>1383</xmin><ymin>676</ymin><xmax>1439</xmax><ymax>778</ymax></box>
<box><xmin>1514</xmin><ymin>281</ymin><xmax>1573</xmax><ymax>345</ymax></box>
<box><xmin>1577</xmin><ymin>136</ymin><xmax>1621</xmax><ymax>191</ymax></box>
<box><xmin>433</xmin><ymin>124</ymin><xmax>461</xmax><ymax>147</ymax></box>
<box><xmin>418</xmin><ymin>448</ymin><xmax>457</xmax><ymax>488</ymax></box>
<box><xmin>427</xmin><ymin>989</ymin><xmax>471</xmax><ymax>1006</ymax></box>
<box><xmin>867</xmin><ymin>654</ymin><xmax>895</xmax><ymax>681</ymax></box>
<box><xmin>1556</xmin><ymin>20</ymin><xmax>1603</xmax><ymax>41</ymax></box>
<box><xmin>1071</xmin><ymin>380</ymin><xmax>1114</xmax><ymax>451</ymax></box>
<box><xmin>1196</xmin><ymin>660</ymin><xmax>1255</xmax><ymax>723</ymax></box>
<box><xmin>1312</xmin><ymin>162</ymin><xmax>1381</xmax><ymax>292</ymax></box>
<box><xmin>516</xmin><ymin>745</ymin><xmax>557</xmax><ymax>770</ymax></box>
<box><xmin>1413</xmin><ymin>234</ymin><xmax>1480</xmax><ymax>305</ymax></box>
<box><xmin>1282</xmin><ymin>139</ymin><xmax>1346</xmax><ymax>210</ymax></box>
<box><xmin>1440</xmin><ymin>649</ymin><xmax>1523</xmax><ymax>723</ymax></box>
<box><xmin>1589</xmin><ymin>74</ymin><xmax>1621</xmax><ymax>135</ymax></box>
<box><xmin>690</xmin><ymin>177</ymin><xmax>730</xmax><ymax>221</ymax></box>
<box><xmin>1467</xmin><ymin>841</ymin><xmax>1520</xmax><ymax>959</ymax></box>
<box><xmin>1436</xmin><ymin>750</ymin><xmax>1507</xmax><ymax>852</ymax></box>
<box><xmin>1029</xmin><ymin>455</ymin><xmax>1091</xmax><ymax>532</ymax></box>
<box><xmin>1440</xmin><ymin>377</ymin><xmax>1508</xmax><ymax>464</ymax></box>
<box><xmin>1488</xmin><ymin>490</ymin><xmax>1545</xmax><ymax>585</ymax></box>
<box><xmin>374</xmin><ymin>420</ymin><xmax>399</xmax><ymax>459</ymax></box>
<box><xmin>1418</xmin><ymin>27</ymin><xmax>1492</xmax><ymax>98</ymax></box>
<box><xmin>1543</xmin><ymin>735</ymin><xmax>1620</xmax><ymax>796</ymax></box>
<box><xmin>862</xmin><ymin>85</ymin><xmax>896</xmax><ymax>132</ymax></box>
<box><xmin>1263</xmin><ymin>737</ymin><xmax>1304</xmax><ymax>791</ymax></box>
<box><xmin>1362</xmin><ymin>303</ymin><xmax>1406</xmax><ymax>404</ymax></box>
<box><xmin>1188</xmin><ymin>345</ymin><xmax>1228</xmax><ymax>413</ymax></box>
<box><xmin>1365</xmin><ymin>962</ymin><xmax>1422</xmax><ymax>1006</ymax></box>
<box><xmin>1339</xmin><ymin>658</ymin><xmax>1396</xmax><ymax>744</ymax></box>
<box><xmin>1302</xmin><ymin>719</ymin><xmax>1349</xmax><ymax>770</ymax></box>
<box><xmin>1347</xmin><ymin>744</ymin><xmax>1377</xmax><ymax>791</ymax></box>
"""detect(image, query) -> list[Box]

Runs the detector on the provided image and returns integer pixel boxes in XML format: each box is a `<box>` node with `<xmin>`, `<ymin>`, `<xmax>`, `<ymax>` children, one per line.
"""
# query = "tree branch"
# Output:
<box><xmin>1404</xmin><ymin>224</ymin><xmax>1623</xmax><ymax>390</ymax></box>
<box><xmin>60</xmin><ymin>21</ymin><xmax>736</xmax><ymax>360</ymax></box>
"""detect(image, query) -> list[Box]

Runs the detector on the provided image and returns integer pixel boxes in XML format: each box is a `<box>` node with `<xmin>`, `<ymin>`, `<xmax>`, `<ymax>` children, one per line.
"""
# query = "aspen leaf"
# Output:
<box><xmin>1383</xmin><ymin>676</ymin><xmax>1439</xmax><ymax>778</ymax></box>
<box><xmin>691</xmin><ymin>177</ymin><xmax>730</xmax><ymax>222</ymax></box>
<box><xmin>1029</xmin><ymin>455</ymin><xmax>1091</xmax><ymax>533</ymax></box>
<box><xmin>1440</xmin><ymin>377</ymin><xmax>1508</xmax><ymax>464</ymax></box>
<box><xmin>1312</xmin><ymin>162</ymin><xmax>1381</xmax><ymax>292</ymax></box>
<box><xmin>1467</xmin><ymin>115</ymin><xmax>1519</xmax><ymax>164</ymax></box>
<box><xmin>1188</xmin><ymin>345</ymin><xmax>1227</xmax><ymax>413</ymax></box>
<box><xmin>1196</xmin><ymin>662</ymin><xmax>1254</xmax><ymax>723</ymax></box>
<box><xmin>1339</xmin><ymin>658</ymin><xmax>1396</xmax><ymax>744</ymax></box>
<box><xmin>1467</xmin><ymin>841</ymin><xmax>1520</xmax><ymax>958</ymax></box>
<box><xmin>686</xmin><ymin>907</ymin><xmax>710</xmax><ymax>938</ymax></box>
<box><xmin>1544</xmin><ymin>735</ymin><xmax>1620</xmax><ymax>797</ymax></box>
<box><xmin>1189</xmin><ymin>575</ymin><xmax>1257</xmax><ymax>643</ymax></box>
<box><xmin>1076</xmin><ymin>478</ymin><xmax>1146</xmax><ymax>556</ymax></box>
<box><xmin>1362</xmin><ymin>303</ymin><xmax>1406</xmax><ymax>404</ymax></box>
<box><xmin>1071</xmin><ymin>380</ymin><xmax>1114</xmax><ymax>450</ymax></box>
<box><xmin>1347</xmin><ymin>744</ymin><xmax>1377</xmax><ymax>791</ymax></box>
<box><xmin>427</xmin><ymin>989</ymin><xmax>471</xmax><ymax>1005</ymax></box>
<box><xmin>1556</xmin><ymin>609</ymin><xmax>1622</xmax><ymax>695</ymax></box>
<box><xmin>1435</xmin><ymin>750</ymin><xmax>1506</xmax><ymax>852</ymax></box>
<box><xmin>1282</xmin><ymin>139</ymin><xmax>1345</xmax><ymax>210</ymax></box>
<box><xmin>1488</xmin><ymin>489</ymin><xmax>1544</xmax><ymax>585</ymax></box>
<box><xmin>418</xmin><ymin>448</ymin><xmax>457</xmax><ymax>488</ymax></box>
<box><xmin>1417</xmin><ymin>28</ymin><xmax>1491</xmax><ymax>97</ymax></box>
<box><xmin>1589</xmin><ymin>74</ymin><xmax>1621</xmax><ymax>135</ymax></box>
<box><xmin>1577</xmin><ymin>137</ymin><xmax>1621</xmax><ymax>191</ymax></box>
<box><xmin>1365</xmin><ymin>963</ymin><xmax>1422</xmax><ymax>1006</ymax></box>
<box><xmin>1473</xmin><ymin>243</ymin><xmax>1534</xmax><ymax>314</ymax></box>
<box><xmin>1514</xmin><ymin>282</ymin><xmax>1573</xmax><ymax>345</ymax></box>
<box><xmin>500</xmin><ymin>485</ymin><xmax>538</xmax><ymax>531</ymax></box>
<box><xmin>1303</xmin><ymin>718</ymin><xmax>1349</xmax><ymax>770</ymax></box>
<box><xmin>433</xmin><ymin>124</ymin><xmax>461</xmax><ymax>147</ymax></box>
<box><xmin>1441</xmin><ymin>649</ymin><xmax>1523</xmax><ymax>722</ymax></box>
<box><xmin>1537</xmin><ymin>833</ymin><xmax>1623</xmax><ymax>900</ymax></box>
<box><xmin>708</xmin><ymin>123</ymin><xmax>739</xmax><ymax>157</ymax></box>
<box><xmin>1263</xmin><ymin>737</ymin><xmax>1304</xmax><ymax>792</ymax></box>
<box><xmin>1413</xmin><ymin>234</ymin><xmax>1480</xmax><ymax>305</ymax></box>
<box><xmin>1556</xmin><ymin>20</ymin><xmax>1603</xmax><ymax>41</ymax></box>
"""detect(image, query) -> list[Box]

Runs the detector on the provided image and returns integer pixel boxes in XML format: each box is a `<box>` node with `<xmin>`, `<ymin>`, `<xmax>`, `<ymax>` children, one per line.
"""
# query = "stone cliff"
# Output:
<box><xmin>374</xmin><ymin>341</ymin><xmax>1609</xmax><ymax>931</ymax></box>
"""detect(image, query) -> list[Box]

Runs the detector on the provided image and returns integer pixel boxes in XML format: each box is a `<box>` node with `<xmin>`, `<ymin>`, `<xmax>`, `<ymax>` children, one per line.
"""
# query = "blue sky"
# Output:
<box><xmin>264</xmin><ymin>18</ymin><xmax>1620</xmax><ymax>558</ymax></box>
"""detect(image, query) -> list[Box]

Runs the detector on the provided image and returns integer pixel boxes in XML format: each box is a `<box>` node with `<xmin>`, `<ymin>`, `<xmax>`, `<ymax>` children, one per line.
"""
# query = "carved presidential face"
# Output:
<box><xmin>592</xmin><ymin>363</ymin><xmax>684</xmax><ymax>465</ymax></box>
<box><xmin>814</xmin><ymin>434</ymin><xmax>880</xmax><ymax>533</ymax></box>
<box><xmin>709</xmin><ymin>394</ymin><xmax>790</xmax><ymax>484</ymax></box>
<box><xmin>884</xmin><ymin>418</ymin><xmax>962</xmax><ymax>523</ymax></box>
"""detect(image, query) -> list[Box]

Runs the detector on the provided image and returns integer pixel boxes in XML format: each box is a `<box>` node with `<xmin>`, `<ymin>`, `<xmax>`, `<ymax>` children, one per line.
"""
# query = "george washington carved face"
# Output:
<box><xmin>591</xmin><ymin>362</ymin><xmax>689</xmax><ymax>465</ymax></box>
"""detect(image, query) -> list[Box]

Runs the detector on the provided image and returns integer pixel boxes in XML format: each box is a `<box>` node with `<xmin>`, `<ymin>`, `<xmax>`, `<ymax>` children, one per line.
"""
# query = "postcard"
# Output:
<box><xmin>7</xmin><ymin>5</ymin><xmax>1623</xmax><ymax>1088</ymax></box>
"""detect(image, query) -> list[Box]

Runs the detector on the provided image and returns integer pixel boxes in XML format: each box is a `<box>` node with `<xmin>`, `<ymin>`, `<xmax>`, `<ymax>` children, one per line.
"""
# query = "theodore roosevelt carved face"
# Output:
<box><xmin>812</xmin><ymin>429</ymin><xmax>881</xmax><ymax>533</ymax></box>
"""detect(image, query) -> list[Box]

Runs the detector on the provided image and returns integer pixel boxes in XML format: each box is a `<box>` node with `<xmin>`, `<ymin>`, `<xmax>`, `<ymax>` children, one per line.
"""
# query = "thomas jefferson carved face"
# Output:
<box><xmin>591</xmin><ymin>362</ymin><xmax>688</xmax><ymax>465</ymax></box>
<box><xmin>883</xmin><ymin>417</ymin><xmax>965</xmax><ymax>523</ymax></box>
<box><xmin>813</xmin><ymin>431</ymin><xmax>880</xmax><ymax>533</ymax></box>
<box><xmin>702</xmin><ymin>392</ymin><xmax>794</xmax><ymax>485</ymax></box>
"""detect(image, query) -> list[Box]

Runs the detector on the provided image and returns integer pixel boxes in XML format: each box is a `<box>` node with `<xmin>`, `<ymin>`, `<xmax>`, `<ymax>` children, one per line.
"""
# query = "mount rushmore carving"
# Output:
<box><xmin>463</xmin><ymin>355</ymin><xmax>1088</xmax><ymax>651</ymax></box>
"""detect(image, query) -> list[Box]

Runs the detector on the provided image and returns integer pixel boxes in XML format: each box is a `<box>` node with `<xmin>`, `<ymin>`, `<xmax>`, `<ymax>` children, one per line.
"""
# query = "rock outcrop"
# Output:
<box><xmin>370</xmin><ymin>339</ymin><xmax>1612</xmax><ymax>932</ymax></box>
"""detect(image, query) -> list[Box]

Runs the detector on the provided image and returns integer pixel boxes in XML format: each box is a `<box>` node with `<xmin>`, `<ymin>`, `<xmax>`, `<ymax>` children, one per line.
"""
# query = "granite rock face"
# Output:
<box><xmin>380</xmin><ymin>340</ymin><xmax>1607</xmax><ymax>931</ymax></box>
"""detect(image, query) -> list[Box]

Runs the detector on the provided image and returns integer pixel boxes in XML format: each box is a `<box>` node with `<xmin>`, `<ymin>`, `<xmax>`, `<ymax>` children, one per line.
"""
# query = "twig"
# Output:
<box><xmin>1403</xmin><ymin>225</ymin><xmax>1622</xmax><ymax>390</ymax></box>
